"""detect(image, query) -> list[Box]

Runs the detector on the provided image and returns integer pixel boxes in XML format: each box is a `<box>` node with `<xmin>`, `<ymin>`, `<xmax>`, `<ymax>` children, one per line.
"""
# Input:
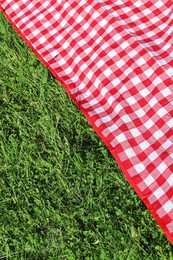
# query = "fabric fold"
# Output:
<box><xmin>1</xmin><ymin>0</ymin><xmax>173</xmax><ymax>244</ymax></box>
<box><xmin>98</xmin><ymin>0</ymin><xmax>173</xmax><ymax>76</ymax></box>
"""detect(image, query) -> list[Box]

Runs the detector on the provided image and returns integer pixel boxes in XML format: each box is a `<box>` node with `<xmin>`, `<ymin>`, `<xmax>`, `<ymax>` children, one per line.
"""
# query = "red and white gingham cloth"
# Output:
<box><xmin>1</xmin><ymin>0</ymin><xmax>173</xmax><ymax>244</ymax></box>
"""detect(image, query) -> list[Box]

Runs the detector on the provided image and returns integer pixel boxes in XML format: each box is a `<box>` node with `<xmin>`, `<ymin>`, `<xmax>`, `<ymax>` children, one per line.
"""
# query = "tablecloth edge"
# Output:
<box><xmin>1</xmin><ymin>6</ymin><xmax>173</xmax><ymax>245</ymax></box>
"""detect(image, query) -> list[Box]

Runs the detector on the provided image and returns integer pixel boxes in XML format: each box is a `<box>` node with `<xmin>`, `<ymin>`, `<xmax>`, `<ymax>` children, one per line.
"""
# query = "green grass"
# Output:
<box><xmin>0</xmin><ymin>12</ymin><xmax>173</xmax><ymax>259</ymax></box>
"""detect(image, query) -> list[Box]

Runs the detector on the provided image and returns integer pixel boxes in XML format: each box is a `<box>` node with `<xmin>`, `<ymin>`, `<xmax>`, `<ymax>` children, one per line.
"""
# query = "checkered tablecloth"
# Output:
<box><xmin>1</xmin><ymin>0</ymin><xmax>173</xmax><ymax>244</ymax></box>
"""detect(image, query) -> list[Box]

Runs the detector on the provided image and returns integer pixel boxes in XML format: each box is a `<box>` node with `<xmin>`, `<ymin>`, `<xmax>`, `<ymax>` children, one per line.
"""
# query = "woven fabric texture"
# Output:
<box><xmin>1</xmin><ymin>0</ymin><xmax>173</xmax><ymax>244</ymax></box>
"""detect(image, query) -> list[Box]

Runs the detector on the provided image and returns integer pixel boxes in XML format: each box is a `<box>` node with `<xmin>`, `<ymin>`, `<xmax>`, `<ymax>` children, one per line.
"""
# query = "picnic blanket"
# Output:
<box><xmin>1</xmin><ymin>0</ymin><xmax>173</xmax><ymax>244</ymax></box>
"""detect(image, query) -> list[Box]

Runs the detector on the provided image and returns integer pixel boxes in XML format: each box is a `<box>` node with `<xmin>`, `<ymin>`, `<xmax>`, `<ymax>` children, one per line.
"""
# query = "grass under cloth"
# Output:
<box><xmin>0</xmin><ymin>12</ymin><xmax>173</xmax><ymax>260</ymax></box>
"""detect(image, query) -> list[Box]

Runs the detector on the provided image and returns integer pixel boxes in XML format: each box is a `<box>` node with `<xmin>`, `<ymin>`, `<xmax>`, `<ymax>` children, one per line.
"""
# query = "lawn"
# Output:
<box><xmin>0</xmin><ymin>12</ymin><xmax>173</xmax><ymax>259</ymax></box>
